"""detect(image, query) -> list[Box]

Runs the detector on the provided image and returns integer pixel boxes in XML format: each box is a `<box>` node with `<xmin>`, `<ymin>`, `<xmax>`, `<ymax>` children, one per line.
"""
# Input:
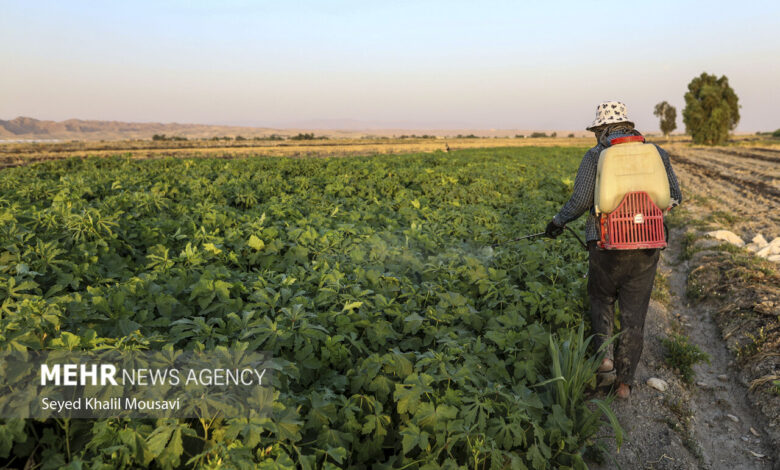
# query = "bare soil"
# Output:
<box><xmin>665</xmin><ymin>145</ymin><xmax>780</xmax><ymax>238</ymax></box>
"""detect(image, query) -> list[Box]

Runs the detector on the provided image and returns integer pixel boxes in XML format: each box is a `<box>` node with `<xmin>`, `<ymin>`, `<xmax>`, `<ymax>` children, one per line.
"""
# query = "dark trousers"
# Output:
<box><xmin>587</xmin><ymin>242</ymin><xmax>660</xmax><ymax>384</ymax></box>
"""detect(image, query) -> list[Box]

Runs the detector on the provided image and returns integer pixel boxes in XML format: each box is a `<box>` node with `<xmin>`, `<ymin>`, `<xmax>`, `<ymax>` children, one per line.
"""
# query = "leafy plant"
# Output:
<box><xmin>542</xmin><ymin>323</ymin><xmax>623</xmax><ymax>465</ymax></box>
<box><xmin>735</xmin><ymin>327</ymin><xmax>768</xmax><ymax>360</ymax></box>
<box><xmin>662</xmin><ymin>334</ymin><xmax>710</xmax><ymax>383</ymax></box>
<box><xmin>0</xmin><ymin>146</ymin><xmax>618</xmax><ymax>468</ymax></box>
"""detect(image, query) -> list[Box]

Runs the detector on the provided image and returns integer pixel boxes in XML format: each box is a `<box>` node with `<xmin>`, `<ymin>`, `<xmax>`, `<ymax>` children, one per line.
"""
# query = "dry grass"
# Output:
<box><xmin>4</xmin><ymin>134</ymin><xmax>777</xmax><ymax>169</ymax></box>
<box><xmin>0</xmin><ymin>137</ymin><xmax>596</xmax><ymax>168</ymax></box>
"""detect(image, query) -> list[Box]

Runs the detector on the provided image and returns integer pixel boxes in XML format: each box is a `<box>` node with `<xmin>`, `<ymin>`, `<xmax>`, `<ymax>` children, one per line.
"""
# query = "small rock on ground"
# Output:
<box><xmin>646</xmin><ymin>377</ymin><xmax>668</xmax><ymax>392</ymax></box>
<box><xmin>706</xmin><ymin>230</ymin><xmax>745</xmax><ymax>247</ymax></box>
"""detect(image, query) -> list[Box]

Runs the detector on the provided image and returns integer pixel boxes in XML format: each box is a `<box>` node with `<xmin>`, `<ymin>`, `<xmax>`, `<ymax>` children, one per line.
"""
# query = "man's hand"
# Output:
<box><xmin>545</xmin><ymin>219</ymin><xmax>565</xmax><ymax>239</ymax></box>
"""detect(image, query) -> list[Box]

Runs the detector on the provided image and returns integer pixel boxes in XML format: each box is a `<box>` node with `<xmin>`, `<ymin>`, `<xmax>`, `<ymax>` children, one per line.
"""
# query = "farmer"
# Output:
<box><xmin>544</xmin><ymin>101</ymin><xmax>682</xmax><ymax>399</ymax></box>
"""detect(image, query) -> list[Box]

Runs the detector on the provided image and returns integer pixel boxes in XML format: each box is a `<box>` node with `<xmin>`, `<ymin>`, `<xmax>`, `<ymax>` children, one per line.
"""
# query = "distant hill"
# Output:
<box><xmin>0</xmin><ymin>116</ymin><xmax>286</xmax><ymax>141</ymax></box>
<box><xmin>0</xmin><ymin>116</ymin><xmax>593</xmax><ymax>141</ymax></box>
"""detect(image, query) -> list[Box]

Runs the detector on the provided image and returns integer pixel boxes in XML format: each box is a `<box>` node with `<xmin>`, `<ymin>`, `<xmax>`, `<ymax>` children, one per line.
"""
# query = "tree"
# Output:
<box><xmin>653</xmin><ymin>101</ymin><xmax>677</xmax><ymax>140</ymax></box>
<box><xmin>682</xmin><ymin>73</ymin><xmax>740</xmax><ymax>145</ymax></box>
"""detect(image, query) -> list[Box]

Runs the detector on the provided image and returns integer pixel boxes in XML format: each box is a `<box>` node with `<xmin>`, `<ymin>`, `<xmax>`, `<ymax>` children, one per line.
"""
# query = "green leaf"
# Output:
<box><xmin>248</xmin><ymin>235</ymin><xmax>265</xmax><ymax>251</ymax></box>
<box><xmin>203</xmin><ymin>243</ymin><xmax>222</xmax><ymax>254</ymax></box>
<box><xmin>593</xmin><ymin>398</ymin><xmax>624</xmax><ymax>450</ymax></box>
<box><xmin>342</xmin><ymin>301</ymin><xmax>362</xmax><ymax>312</ymax></box>
<box><xmin>401</xmin><ymin>423</ymin><xmax>421</xmax><ymax>454</ymax></box>
<box><xmin>157</xmin><ymin>426</ymin><xmax>184</xmax><ymax>468</ymax></box>
<box><xmin>415</xmin><ymin>403</ymin><xmax>458</xmax><ymax>430</ymax></box>
<box><xmin>146</xmin><ymin>425</ymin><xmax>174</xmax><ymax>457</ymax></box>
<box><xmin>0</xmin><ymin>419</ymin><xmax>26</xmax><ymax>458</ymax></box>
<box><xmin>324</xmin><ymin>445</ymin><xmax>347</xmax><ymax>464</ymax></box>
<box><xmin>50</xmin><ymin>331</ymin><xmax>81</xmax><ymax>350</ymax></box>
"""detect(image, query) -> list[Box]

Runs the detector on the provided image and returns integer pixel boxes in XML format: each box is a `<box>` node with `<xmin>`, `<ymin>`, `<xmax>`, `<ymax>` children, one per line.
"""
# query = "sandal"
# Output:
<box><xmin>598</xmin><ymin>358</ymin><xmax>614</xmax><ymax>373</ymax></box>
<box><xmin>615</xmin><ymin>382</ymin><xmax>631</xmax><ymax>399</ymax></box>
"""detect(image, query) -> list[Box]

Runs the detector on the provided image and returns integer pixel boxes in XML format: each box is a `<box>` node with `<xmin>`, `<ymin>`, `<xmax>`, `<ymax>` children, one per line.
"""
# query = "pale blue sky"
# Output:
<box><xmin>1</xmin><ymin>0</ymin><xmax>778</xmax><ymax>131</ymax></box>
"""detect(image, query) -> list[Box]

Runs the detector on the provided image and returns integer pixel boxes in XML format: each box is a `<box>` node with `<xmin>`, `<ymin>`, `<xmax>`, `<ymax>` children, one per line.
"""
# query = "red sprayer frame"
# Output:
<box><xmin>598</xmin><ymin>191</ymin><xmax>667</xmax><ymax>250</ymax></box>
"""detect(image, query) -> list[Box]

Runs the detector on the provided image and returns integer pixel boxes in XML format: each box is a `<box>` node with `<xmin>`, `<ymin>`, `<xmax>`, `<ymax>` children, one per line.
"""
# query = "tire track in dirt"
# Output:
<box><xmin>689</xmin><ymin>151</ymin><xmax>780</xmax><ymax>177</ymax></box>
<box><xmin>669</xmin><ymin>152</ymin><xmax>780</xmax><ymax>201</ymax></box>
<box><xmin>709</xmin><ymin>148</ymin><xmax>780</xmax><ymax>165</ymax></box>
<box><xmin>667</xmin><ymin>148</ymin><xmax>780</xmax><ymax>237</ymax></box>
<box><xmin>744</xmin><ymin>146</ymin><xmax>780</xmax><ymax>155</ymax></box>
<box><xmin>677</xmin><ymin>154</ymin><xmax>780</xmax><ymax>190</ymax></box>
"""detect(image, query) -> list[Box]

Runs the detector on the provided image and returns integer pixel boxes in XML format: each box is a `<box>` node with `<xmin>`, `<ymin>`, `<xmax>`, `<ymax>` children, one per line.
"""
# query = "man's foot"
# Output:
<box><xmin>598</xmin><ymin>358</ymin><xmax>614</xmax><ymax>372</ymax></box>
<box><xmin>615</xmin><ymin>382</ymin><xmax>631</xmax><ymax>399</ymax></box>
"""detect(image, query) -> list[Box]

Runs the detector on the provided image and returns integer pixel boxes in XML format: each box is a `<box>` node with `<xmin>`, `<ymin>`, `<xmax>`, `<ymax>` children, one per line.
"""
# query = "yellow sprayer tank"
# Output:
<box><xmin>594</xmin><ymin>140</ymin><xmax>671</xmax><ymax>214</ymax></box>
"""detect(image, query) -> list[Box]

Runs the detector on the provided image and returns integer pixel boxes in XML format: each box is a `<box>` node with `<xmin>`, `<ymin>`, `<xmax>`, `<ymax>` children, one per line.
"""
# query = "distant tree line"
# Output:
<box><xmin>203</xmin><ymin>134</ymin><xmax>315</xmax><ymax>142</ymax></box>
<box><xmin>289</xmin><ymin>133</ymin><xmax>329</xmax><ymax>141</ymax></box>
<box><xmin>152</xmin><ymin>134</ymin><xmax>187</xmax><ymax>141</ymax></box>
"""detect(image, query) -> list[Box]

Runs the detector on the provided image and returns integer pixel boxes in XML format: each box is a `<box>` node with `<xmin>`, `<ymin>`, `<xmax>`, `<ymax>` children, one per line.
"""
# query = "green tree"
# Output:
<box><xmin>653</xmin><ymin>101</ymin><xmax>677</xmax><ymax>140</ymax></box>
<box><xmin>682</xmin><ymin>73</ymin><xmax>740</xmax><ymax>145</ymax></box>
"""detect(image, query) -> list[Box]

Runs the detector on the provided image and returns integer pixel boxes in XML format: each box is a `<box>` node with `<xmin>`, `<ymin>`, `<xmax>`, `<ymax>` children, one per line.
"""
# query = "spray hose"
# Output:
<box><xmin>491</xmin><ymin>226</ymin><xmax>587</xmax><ymax>251</ymax></box>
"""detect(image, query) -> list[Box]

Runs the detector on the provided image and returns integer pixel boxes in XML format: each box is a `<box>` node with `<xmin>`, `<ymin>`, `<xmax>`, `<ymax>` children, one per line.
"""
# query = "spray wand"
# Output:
<box><xmin>491</xmin><ymin>226</ymin><xmax>587</xmax><ymax>250</ymax></box>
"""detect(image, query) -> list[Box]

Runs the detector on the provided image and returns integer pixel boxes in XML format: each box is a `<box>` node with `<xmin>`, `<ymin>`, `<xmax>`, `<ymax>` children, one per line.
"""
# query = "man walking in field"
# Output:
<box><xmin>544</xmin><ymin>101</ymin><xmax>682</xmax><ymax>399</ymax></box>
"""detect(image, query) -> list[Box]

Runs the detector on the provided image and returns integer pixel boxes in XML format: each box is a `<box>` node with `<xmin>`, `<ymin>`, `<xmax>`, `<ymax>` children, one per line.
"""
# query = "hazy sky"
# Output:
<box><xmin>2</xmin><ymin>0</ymin><xmax>778</xmax><ymax>131</ymax></box>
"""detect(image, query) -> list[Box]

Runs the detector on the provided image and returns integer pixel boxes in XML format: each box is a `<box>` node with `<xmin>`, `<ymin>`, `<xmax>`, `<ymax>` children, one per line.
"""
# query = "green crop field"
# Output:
<box><xmin>0</xmin><ymin>147</ymin><xmax>622</xmax><ymax>469</ymax></box>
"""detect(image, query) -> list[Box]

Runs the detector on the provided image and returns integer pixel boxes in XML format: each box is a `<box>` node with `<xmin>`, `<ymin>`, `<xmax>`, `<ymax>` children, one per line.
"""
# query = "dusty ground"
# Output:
<box><xmin>664</xmin><ymin>145</ymin><xmax>780</xmax><ymax>238</ymax></box>
<box><xmin>588</xmin><ymin>145</ymin><xmax>780</xmax><ymax>469</ymax></box>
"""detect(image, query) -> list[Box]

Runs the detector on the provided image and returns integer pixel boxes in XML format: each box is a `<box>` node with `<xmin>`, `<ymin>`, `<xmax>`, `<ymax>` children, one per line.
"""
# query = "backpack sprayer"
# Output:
<box><xmin>492</xmin><ymin>136</ymin><xmax>673</xmax><ymax>251</ymax></box>
<box><xmin>594</xmin><ymin>136</ymin><xmax>671</xmax><ymax>249</ymax></box>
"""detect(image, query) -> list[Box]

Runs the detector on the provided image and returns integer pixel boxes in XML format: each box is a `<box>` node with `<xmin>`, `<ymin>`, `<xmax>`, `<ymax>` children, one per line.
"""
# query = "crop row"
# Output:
<box><xmin>0</xmin><ymin>147</ymin><xmax>618</xmax><ymax>469</ymax></box>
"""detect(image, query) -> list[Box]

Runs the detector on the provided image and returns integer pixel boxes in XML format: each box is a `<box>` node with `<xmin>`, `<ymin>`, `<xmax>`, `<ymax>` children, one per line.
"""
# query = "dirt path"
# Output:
<box><xmin>588</xmin><ymin>145</ymin><xmax>779</xmax><ymax>469</ymax></box>
<box><xmin>588</xmin><ymin>231</ymin><xmax>775</xmax><ymax>469</ymax></box>
<box><xmin>665</xmin><ymin>231</ymin><xmax>774</xmax><ymax>469</ymax></box>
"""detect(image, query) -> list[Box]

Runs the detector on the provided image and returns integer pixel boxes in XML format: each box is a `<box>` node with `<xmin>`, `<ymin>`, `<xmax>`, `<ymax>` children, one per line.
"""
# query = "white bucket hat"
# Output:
<box><xmin>586</xmin><ymin>101</ymin><xmax>634</xmax><ymax>131</ymax></box>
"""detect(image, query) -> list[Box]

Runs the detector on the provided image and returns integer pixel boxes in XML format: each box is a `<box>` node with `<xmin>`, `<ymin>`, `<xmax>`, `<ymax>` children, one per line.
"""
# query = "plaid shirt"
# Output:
<box><xmin>553</xmin><ymin>131</ymin><xmax>682</xmax><ymax>241</ymax></box>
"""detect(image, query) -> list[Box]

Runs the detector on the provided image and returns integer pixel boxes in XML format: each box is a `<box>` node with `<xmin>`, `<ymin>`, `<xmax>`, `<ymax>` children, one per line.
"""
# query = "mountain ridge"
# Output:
<box><xmin>0</xmin><ymin>116</ymin><xmax>281</xmax><ymax>140</ymax></box>
<box><xmin>0</xmin><ymin>116</ymin><xmax>593</xmax><ymax>140</ymax></box>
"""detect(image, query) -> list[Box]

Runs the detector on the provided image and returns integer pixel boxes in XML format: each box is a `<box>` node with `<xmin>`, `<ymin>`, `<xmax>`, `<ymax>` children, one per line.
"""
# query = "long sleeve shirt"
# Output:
<box><xmin>553</xmin><ymin>130</ymin><xmax>683</xmax><ymax>242</ymax></box>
